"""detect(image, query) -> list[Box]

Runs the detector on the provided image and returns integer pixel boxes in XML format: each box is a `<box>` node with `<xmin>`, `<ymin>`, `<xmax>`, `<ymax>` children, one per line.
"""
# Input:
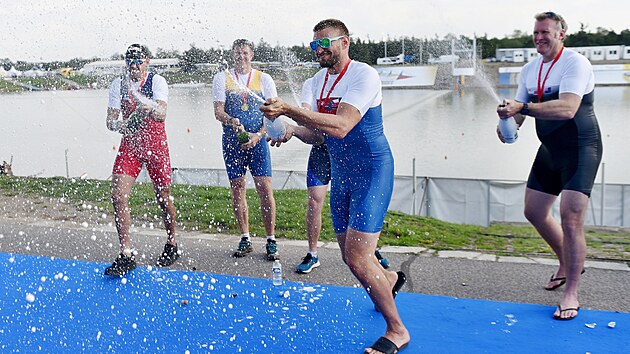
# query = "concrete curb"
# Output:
<box><xmin>6</xmin><ymin>216</ymin><xmax>629</xmax><ymax>272</ymax></box>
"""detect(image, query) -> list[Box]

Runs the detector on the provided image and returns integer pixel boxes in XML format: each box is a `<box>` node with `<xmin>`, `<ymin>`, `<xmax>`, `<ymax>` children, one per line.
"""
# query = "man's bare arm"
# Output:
<box><xmin>261</xmin><ymin>98</ymin><xmax>361</xmax><ymax>139</ymax></box>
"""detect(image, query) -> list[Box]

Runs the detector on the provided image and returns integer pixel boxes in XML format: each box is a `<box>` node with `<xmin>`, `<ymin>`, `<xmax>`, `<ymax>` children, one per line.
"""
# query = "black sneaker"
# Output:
<box><xmin>156</xmin><ymin>243</ymin><xmax>180</xmax><ymax>267</ymax></box>
<box><xmin>295</xmin><ymin>253</ymin><xmax>320</xmax><ymax>274</ymax></box>
<box><xmin>233</xmin><ymin>237</ymin><xmax>253</xmax><ymax>257</ymax></box>
<box><xmin>266</xmin><ymin>239</ymin><xmax>279</xmax><ymax>261</ymax></box>
<box><xmin>104</xmin><ymin>253</ymin><xmax>137</xmax><ymax>276</ymax></box>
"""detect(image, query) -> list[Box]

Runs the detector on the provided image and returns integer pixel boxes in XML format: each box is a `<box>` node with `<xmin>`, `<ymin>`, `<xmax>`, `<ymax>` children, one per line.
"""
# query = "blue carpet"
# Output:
<box><xmin>1</xmin><ymin>252</ymin><xmax>628</xmax><ymax>353</ymax></box>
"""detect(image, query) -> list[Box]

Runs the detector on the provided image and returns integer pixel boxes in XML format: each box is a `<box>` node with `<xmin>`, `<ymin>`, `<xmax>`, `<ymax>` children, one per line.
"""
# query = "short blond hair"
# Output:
<box><xmin>535</xmin><ymin>11</ymin><xmax>567</xmax><ymax>33</ymax></box>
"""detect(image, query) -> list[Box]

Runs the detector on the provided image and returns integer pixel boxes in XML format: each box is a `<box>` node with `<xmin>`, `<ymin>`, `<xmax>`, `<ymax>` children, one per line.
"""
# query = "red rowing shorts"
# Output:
<box><xmin>113</xmin><ymin>131</ymin><xmax>172</xmax><ymax>187</ymax></box>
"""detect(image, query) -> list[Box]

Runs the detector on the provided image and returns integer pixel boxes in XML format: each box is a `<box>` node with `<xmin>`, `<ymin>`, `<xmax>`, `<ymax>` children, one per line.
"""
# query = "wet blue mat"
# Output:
<box><xmin>1</xmin><ymin>252</ymin><xmax>628</xmax><ymax>353</ymax></box>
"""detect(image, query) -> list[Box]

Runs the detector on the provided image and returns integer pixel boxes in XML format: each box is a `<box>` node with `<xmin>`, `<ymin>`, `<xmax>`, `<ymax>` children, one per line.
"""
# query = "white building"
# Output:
<box><xmin>497</xmin><ymin>45</ymin><xmax>629</xmax><ymax>62</ymax></box>
<box><xmin>605</xmin><ymin>46</ymin><xmax>621</xmax><ymax>60</ymax></box>
<box><xmin>524</xmin><ymin>48</ymin><xmax>540</xmax><ymax>62</ymax></box>
<box><xmin>495</xmin><ymin>49</ymin><xmax>525</xmax><ymax>63</ymax></box>
<box><xmin>589</xmin><ymin>47</ymin><xmax>605</xmax><ymax>61</ymax></box>
<box><xmin>572</xmin><ymin>47</ymin><xmax>590</xmax><ymax>58</ymax></box>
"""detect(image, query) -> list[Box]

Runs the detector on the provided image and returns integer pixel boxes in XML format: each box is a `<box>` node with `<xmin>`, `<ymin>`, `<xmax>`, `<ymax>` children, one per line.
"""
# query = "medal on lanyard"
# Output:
<box><xmin>235</xmin><ymin>69</ymin><xmax>252</xmax><ymax>111</ymax></box>
<box><xmin>318</xmin><ymin>60</ymin><xmax>351</xmax><ymax>113</ymax></box>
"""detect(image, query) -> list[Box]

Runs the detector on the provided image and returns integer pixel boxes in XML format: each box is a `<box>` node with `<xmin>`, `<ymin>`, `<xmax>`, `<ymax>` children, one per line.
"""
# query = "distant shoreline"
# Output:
<box><xmin>3</xmin><ymin>60</ymin><xmax>629</xmax><ymax>93</ymax></box>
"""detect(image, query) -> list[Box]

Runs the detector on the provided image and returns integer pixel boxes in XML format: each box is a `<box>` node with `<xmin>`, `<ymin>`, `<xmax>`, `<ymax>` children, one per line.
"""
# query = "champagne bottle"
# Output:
<box><xmin>125</xmin><ymin>109</ymin><xmax>145</xmax><ymax>135</ymax></box>
<box><xmin>237</xmin><ymin>131</ymin><xmax>250</xmax><ymax>144</ymax></box>
<box><xmin>498</xmin><ymin>116</ymin><xmax>518</xmax><ymax>144</ymax></box>
<box><xmin>264</xmin><ymin>117</ymin><xmax>286</xmax><ymax>140</ymax></box>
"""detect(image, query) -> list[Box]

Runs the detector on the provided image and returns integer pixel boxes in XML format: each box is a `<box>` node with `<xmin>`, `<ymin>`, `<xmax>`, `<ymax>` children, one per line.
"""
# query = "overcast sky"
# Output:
<box><xmin>2</xmin><ymin>0</ymin><xmax>627</xmax><ymax>62</ymax></box>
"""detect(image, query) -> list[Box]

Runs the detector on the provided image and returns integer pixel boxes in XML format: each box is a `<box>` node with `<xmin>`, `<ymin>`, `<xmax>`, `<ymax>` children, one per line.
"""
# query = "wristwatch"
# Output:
<box><xmin>520</xmin><ymin>103</ymin><xmax>530</xmax><ymax>116</ymax></box>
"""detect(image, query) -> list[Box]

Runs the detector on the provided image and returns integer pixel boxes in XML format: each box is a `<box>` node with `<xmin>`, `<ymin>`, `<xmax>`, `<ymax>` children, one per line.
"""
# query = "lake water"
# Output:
<box><xmin>2</xmin><ymin>85</ymin><xmax>629</xmax><ymax>183</ymax></box>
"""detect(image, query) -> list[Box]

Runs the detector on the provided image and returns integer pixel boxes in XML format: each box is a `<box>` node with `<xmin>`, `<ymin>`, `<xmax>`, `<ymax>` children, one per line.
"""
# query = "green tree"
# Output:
<box><xmin>253</xmin><ymin>38</ymin><xmax>277</xmax><ymax>62</ymax></box>
<box><xmin>180</xmin><ymin>45</ymin><xmax>209</xmax><ymax>72</ymax></box>
<box><xmin>154</xmin><ymin>48</ymin><xmax>181</xmax><ymax>59</ymax></box>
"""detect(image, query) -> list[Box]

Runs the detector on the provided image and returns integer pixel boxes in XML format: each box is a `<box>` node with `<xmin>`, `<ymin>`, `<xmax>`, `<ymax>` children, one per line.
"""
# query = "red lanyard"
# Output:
<box><xmin>318</xmin><ymin>60</ymin><xmax>351</xmax><ymax>112</ymax></box>
<box><xmin>234</xmin><ymin>69</ymin><xmax>252</xmax><ymax>105</ymax></box>
<box><xmin>537</xmin><ymin>47</ymin><xmax>564</xmax><ymax>102</ymax></box>
<box><xmin>127</xmin><ymin>72</ymin><xmax>147</xmax><ymax>112</ymax></box>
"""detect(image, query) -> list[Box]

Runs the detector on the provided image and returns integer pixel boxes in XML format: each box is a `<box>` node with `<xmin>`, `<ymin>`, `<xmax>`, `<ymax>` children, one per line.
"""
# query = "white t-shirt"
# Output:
<box><xmin>108</xmin><ymin>73</ymin><xmax>168</xmax><ymax>109</ymax></box>
<box><xmin>308</xmin><ymin>60</ymin><xmax>382</xmax><ymax>116</ymax></box>
<box><xmin>516</xmin><ymin>48</ymin><xmax>594</xmax><ymax>102</ymax></box>
<box><xmin>300</xmin><ymin>77</ymin><xmax>315</xmax><ymax>109</ymax></box>
<box><xmin>212</xmin><ymin>68</ymin><xmax>278</xmax><ymax>102</ymax></box>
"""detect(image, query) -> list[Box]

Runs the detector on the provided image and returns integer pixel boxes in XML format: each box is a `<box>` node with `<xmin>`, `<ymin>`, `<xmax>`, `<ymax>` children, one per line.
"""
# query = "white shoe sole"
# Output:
<box><xmin>296</xmin><ymin>261</ymin><xmax>320</xmax><ymax>274</ymax></box>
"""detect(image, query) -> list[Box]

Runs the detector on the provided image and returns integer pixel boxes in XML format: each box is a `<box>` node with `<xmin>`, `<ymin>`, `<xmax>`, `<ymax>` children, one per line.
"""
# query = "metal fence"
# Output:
<box><xmin>138</xmin><ymin>167</ymin><xmax>621</xmax><ymax>227</ymax></box>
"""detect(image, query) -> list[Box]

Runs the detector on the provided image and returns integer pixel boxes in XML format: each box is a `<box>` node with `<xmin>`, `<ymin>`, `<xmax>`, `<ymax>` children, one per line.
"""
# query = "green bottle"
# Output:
<box><xmin>237</xmin><ymin>131</ymin><xmax>250</xmax><ymax>143</ymax></box>
<box><xmin>125</xmin><ymin>109</ymin><xmax>144</xmax><ymax>134</ymax></box>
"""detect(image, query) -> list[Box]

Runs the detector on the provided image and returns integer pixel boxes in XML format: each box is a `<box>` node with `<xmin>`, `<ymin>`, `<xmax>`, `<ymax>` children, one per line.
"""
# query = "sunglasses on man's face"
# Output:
<box><xmin>126</xmin><ymin>59</ymin><xmax>144</xmax><ymax>66</ymax></box>
<box><xmin>309</xmin><ymin>36</ymin><xmax>345</xmax><ymax>51</ymax></box>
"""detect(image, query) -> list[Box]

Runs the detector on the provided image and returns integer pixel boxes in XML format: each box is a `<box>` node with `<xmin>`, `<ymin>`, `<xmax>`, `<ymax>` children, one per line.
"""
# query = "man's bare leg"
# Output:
<box><xmin>154</xmin><ymin>185</ymin><xmax>176</xmax><ymax>245</ymax></box>
<box><xmin>524</xmin><ymin>188</ymin><xmax>566</xmax><ymax>289</ymax></box>
<box><xmin>554</xmin><ymin>190</ymin><xmax>589</xmax><ymax>319</ymax></box>
<box><xmin>253</xmin><ymin>176</ymin><xmax>276</xmax><ymax>236</ymax></box>
<box><xmin>337</xmin><ymin>228</ymin><xmax>410</xmax><ymax>352</ymax></box>
<box><xmin>230</xmin><ymin>176</ymin><xmax>249</xmax><ymax>234</ymax></box>
<box><xmin>111</xmin><ymin>174</ymin><xmax>136</xmax><ymax>255</ymax></box>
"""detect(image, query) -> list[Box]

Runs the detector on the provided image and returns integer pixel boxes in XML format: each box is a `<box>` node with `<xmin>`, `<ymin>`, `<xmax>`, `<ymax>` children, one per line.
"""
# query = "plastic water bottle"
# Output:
<box><xmin>272</xmin><ymin>260</ymin><xmax>282</xmax><ymax>286</ymax></box>
<box><xmin>264</xmin><ymin>117</ymin><xmax>286</xmax><ymax>140</ymax></box>
<box><xmin>498</xmin><ymin>116</ymin><xmax>518</xmax><ymax>144</ymax></box>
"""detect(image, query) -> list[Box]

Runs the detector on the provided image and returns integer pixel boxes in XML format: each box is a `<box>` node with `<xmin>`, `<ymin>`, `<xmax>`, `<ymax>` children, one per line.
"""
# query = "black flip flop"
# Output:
<box><xmin>545</xmin><ymin>269</ymin><xmax>585</xmax><ymax>291</ymax></box>
<box><xmin>552</xmin><ymin>306</ymin><xmax>580</xmax><ymax>321</ymax></box>
<box><xmin>366</xmin><ymin>336</ymin><xmax>409</xmax><ymax>354</ymax></box>
<box><xmin>375</xmin><ymin>271</ymin><xmax>406</xmax><ymax>312</ymax></box>
<box><xmin>392</xmin><ymin>271</ymin><xmax>406</xmax><ymax>297</ymax></box>
<box><xmin>545</xmin><ymin>274</ymin><xmax>566</xmax><ymax>291</ymax></box>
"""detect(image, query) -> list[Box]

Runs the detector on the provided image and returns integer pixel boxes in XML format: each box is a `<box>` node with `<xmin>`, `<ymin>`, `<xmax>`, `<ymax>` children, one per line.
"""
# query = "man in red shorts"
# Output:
<box><xmin>104</xmin><ymin>44</ymin><xmax>179</xmax><ymax>276</ymax></box>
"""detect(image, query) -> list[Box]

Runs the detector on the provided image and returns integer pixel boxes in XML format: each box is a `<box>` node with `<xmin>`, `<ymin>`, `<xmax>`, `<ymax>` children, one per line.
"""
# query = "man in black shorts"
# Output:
<box><xmin>497</xmin><ymin>11</ymin><xmax>602</xmax><ymax>321</ymax></box>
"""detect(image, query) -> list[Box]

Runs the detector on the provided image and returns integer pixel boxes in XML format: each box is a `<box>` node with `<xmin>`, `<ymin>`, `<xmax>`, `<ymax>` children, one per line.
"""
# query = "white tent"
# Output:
<box><xmin>22</xmin><ymin>67</ymin><xmax>48</xmax><ymax>77</ymax></box>
<box><xmin>7</xmin><ymin>66</ymin><xmax>22</xmax><ymax>77</ymax></box>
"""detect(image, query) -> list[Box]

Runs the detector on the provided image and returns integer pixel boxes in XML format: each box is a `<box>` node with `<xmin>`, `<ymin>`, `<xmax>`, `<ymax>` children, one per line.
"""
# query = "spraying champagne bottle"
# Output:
<box><xmin>264</xmin><ymin>117</ymin><xmax>286</xmax><ymax>140</ymax></box>
<box><xmin>497</xmin><ymin>104</ymin><xmax>518</xmax><ymax>144</ymax></box>
<box><xmin>125</xmin><ymin>108</ymin><xmax>145</xmax><ymax>135</ymax></box>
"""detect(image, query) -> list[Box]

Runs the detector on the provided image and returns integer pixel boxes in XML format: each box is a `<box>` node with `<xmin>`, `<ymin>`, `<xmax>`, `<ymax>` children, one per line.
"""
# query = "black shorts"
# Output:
<box><xmin>527</xmin><ymin>141</ymin><xmax>602</xmax><ymax>197</ymax></box>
